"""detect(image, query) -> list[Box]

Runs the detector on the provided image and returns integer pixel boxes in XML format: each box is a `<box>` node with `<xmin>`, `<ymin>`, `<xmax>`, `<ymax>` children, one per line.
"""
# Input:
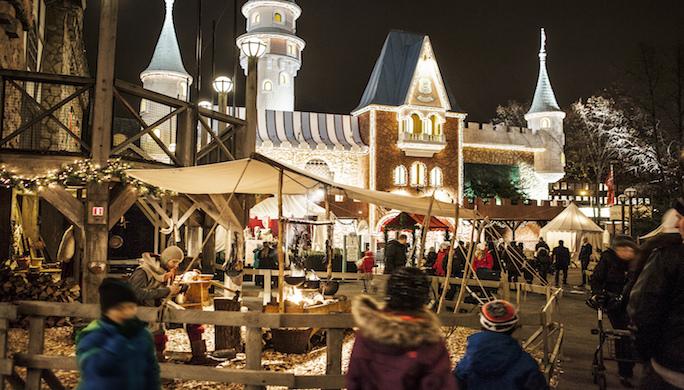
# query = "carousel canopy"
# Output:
<box><xmin>127</xmin><ymin>153</ymin><xmax>473</xmax><ymax>219</ymax></box>
<box><xmin>383</xmin><ymin>212</ymin><xmax>451</xmax><ymax>231</ymax></box>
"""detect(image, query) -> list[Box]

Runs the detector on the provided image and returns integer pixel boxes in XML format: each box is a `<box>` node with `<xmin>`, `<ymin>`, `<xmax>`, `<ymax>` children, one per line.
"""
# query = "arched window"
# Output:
<box><xmin>430</xmin><ymin>115</ymin><xmax>442</xmax><ymax>135</ymax></box>
<box><xmin>423</xmin><ymin>118</ymin><xmax>432</xmax><ymax>135</ymax></box>
<box><xmin>393</xmin><ymin>165</ymin><xmax>408</xmax><ymax>186</ymax></box>
<box><xmin>430</xmin><ymin>167</ymin><xmax>443</xmax><ymax>187</ymax></box>
<box><xmin>305</xmin><ymin>159</ymin><xmax>333</xmax><ymax>180</ymax></box>
<box><xmin>410</xmin><ymin>162</ymin><xmax>427</xmax><ymax>187</ymax></box>
<box><xmin>274</xmin><ymin>12</ymin><xmax>283</xmax><ymax>23</ymax></box>
<box><xmin>540</xmin><ymin>117</ymin><xmax>551</xmax><ymax>129</ymax></box>
<box><xmin>263</xmin><ymin>80</ymin><xmax>273</xmax><ymax>92</ymax></box>
<box><xmin>279</xmin><ymin>72</ymin><xmax>288</xmax><ymax>85</ymax></box>
<box><xmin>411</xmin><ymin>113</ymin><xmax>422</xmax><ymax>135</ymax></box>
<box><xmin>252</xmin><ymin>12</ymin><xmax>261</xmax><ymax>25</ymax></box>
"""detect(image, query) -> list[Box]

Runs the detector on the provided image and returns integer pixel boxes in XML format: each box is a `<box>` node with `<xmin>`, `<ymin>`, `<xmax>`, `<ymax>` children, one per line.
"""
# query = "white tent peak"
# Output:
<box><xmin>541</xmin><ymin>202</ymin><xmax>602</xmax><ymax>233</ymax></box>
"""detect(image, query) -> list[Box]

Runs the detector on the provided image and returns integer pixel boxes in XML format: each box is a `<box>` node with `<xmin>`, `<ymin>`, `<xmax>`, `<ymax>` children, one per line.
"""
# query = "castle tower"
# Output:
<box><xmin>236</xmin><ymin>0</ymin><xmax>305</xmax><ymax>112</ymax></box>
<box><xmin>139</xmin><ymin>0</ymin><xmax>192</xmax><ymax>163</ymax></box>
<box><xmin>524</xmin><ymin>28</ymin><xmax>566</xmax><ymax>195</ymax></box>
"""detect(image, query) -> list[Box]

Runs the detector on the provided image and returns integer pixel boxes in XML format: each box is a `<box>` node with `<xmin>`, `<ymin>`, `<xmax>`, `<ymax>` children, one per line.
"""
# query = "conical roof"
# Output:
<box><xmin>142</xmin><ymin>0</ymin><xmax>191</xmax><ymax>79</ymax></box>
<box><xmin>540</xmin><ymin>203</ymin><xmax>603</xmax><ymax>234</ymax></box>
<box><xmin>527</xmin><ymin>28</ymin><xmax>561</xmax><ymax>114</ymax></box>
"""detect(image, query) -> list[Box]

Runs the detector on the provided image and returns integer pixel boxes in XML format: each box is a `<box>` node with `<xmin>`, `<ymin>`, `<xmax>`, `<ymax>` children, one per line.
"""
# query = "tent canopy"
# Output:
<box><xmin>250</xmin><ymin>195</ymin><xmax>326</xmax><ymax>220</ymax></box>
<box><xmin>540</xmin><ymin>202</ymin><xmax>604</xmax><ymax>255</ymax></box>
<box><xmin>383</xmin><ymin>212</ymin><xmax>451</xmax><ymax>231</ymax></box>
<box><xmin>127</xmin><ymin>153</ymin><xmax>471</xmax><ymax>219</ymax></box>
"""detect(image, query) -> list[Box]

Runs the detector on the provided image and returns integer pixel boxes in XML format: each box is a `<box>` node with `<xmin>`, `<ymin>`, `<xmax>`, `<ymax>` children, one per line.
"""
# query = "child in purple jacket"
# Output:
<box><xmin>346</xmin><ymin>267</ymin><xmax>456</xmax><ymax>390</ymax></box>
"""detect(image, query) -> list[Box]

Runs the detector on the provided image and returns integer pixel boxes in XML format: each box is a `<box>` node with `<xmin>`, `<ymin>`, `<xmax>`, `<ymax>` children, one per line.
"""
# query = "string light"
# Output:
<box><xmin>0</xmin><ymin>159</ymin><xmax>170</xmax><ymax>197</ymax></box>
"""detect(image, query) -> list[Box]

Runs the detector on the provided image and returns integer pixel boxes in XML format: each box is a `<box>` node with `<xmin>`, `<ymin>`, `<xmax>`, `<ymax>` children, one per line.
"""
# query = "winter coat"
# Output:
<box><xmin>128</xmin><ymin>259</ymin><xmax>170</xmax><ymax>307</ymax></box>
<box><xmin>358</xmin><ymin>252</ymin><xmax>375</xmax><ymax>273</ymax></box>
<box><xmin>628</xmin><ymin>240</ymin><xmax>684</xmax><ymax>373</ymax></box>
<box><xmin>552</xmin><ymin>246</ymin><xmax>571</xmax><ymax>269</ymax></box>
<box><xmin>590</xmin><ymin>248</ymin><xmax>631</xmax><ymax>296</ymax></box>
<box><xmin>455</xmin><ymin>331</ymin><xmax>548</xmax><ymax>390</ymax></box>
<box><xmin>426</xmin><ymin>251</ymin><xmax>438</xmax><ymax>268</ymax></box>
<box><xmin>76</xmin><ymin>318</ymin><xmax>160</xmax><ymax>390</ymax></box>
<box><xmin>433</xmin><ymin>249</ymin><xmax>447</xmax><ymax>276</ymax></box>
<box><xmin>535</xmin><ymin>241</ymin><xmax>549</xmax><ymax>252</ymax></box>
<box><xmin>472</xmin><ymin>250</ymin><xmax>494</xmax><ymax>272</ymax></box>
<box><xmin>346</xmin><ymin>296</ymin><xmax>456</xmax><ymax>390</ymax></box>
<box><xmin>579</xmin><ymin>243</ymin><xmax>593</xmax><ymax>267</ymax></box>
<box><xmin>384</xmin><ymin>240</ymin><xmax>407</xmax><ymax>274</ymax></box>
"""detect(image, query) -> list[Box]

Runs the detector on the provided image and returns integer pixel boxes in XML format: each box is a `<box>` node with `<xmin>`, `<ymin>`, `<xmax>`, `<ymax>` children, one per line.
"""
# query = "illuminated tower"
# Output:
<box><xmin>236</xmin><ymin>0</ymin><xmax>305</xmax><ymax>112</ymax></box>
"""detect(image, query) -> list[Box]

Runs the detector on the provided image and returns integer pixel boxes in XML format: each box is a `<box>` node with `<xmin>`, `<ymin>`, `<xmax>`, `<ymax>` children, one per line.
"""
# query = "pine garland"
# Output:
<box><xmin>0</xmin><ymin>159</ymin><xmax>169</xmax><ymax>197</ymax></box>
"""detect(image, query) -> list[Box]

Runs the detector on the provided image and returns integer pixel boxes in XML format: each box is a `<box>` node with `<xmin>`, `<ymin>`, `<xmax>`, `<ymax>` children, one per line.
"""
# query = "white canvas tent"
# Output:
<box><xmin>127</xmin><ymin>153</ymin><xmax>472</xmax><ymax>219</ymax></box>
<box><xmin>250</xmin><ymin>195</ymin><xmax>326</xmax><ymax>220</ymax></box>
<box><xmin>540</xmin><ymin>202</ymin><xmax>604</xmax><ymax>258</ymax></box>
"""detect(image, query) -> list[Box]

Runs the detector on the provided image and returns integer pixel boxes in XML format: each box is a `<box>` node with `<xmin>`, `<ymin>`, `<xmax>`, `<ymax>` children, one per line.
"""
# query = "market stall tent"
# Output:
<box><xmin>540</xmin><ymin>202</ymin><xmax>604</xmax><ymax>258</ymax></box>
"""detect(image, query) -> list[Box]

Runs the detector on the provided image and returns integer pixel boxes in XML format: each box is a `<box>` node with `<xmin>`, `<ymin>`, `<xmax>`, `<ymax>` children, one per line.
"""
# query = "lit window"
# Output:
<box><xmin>274</xmin><ymin>12</ymin><xmax>283</xmax><ymax>23</ymax></box>
<box><xmin>263</xmin><ymin>80</ymin><xmax>273</xmax><ymax>92</ymax></box>
<box><xmin>411</xmin><ymin>113</ymin><xmax>422</xmax><ymax>134</ymax></box>
<box><xmin>410</xmin><ymin>162</ymin><xmax>427</xmax><ymax>187</ymax></box>
<box><xmin>393</xmin><ymin>165</ymin><xmax>408</xmax><ymax>186</ymax></box>
<box><xmin>430</xmin><ymin>167</ymin><xmax>443</xmax><ymax>187</ymax></box>
<box><xmin>335</xmin><ymin>194</ymin><xmax>344</xmax><ymax>202</ymax></box>
<box><xmin>287</xmin><ymin>43</ymin><xmax>296</xmax><ymax>57</ymax></box>
<box><xmin>423</xmin><ymin>118</ymin><xmax>432</xmax><ymax>135</ymax></box>
<box><xmin>279</xmin><ymin>72</ymin><xmax>288</xmax><ymax>85</ymax></box>
<box><xmin>540</xmin><ymin>117</ymin><xmax>551</xmax><ymax>128</ymax></box>
<box><xmin>140</xmin><ymin>99</ymin><xmax>148</xmax><ymax>114</ymax></box>
<box><xmin>252</xmin><ymin>12</ymin><xmax>261</xmax><ymax>25</ymax></box>
<box><xmin>431</xmin><ymin>115</ymin><xmax>441</xmax><ymax>135</ymax></box>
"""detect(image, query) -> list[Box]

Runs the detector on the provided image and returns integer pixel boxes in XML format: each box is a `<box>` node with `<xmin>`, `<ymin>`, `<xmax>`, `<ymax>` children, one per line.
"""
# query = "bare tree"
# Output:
<box><xmin>492</xmin><ymin>100</ymin><xmax>528</xmax><ymax>127</ymax></box>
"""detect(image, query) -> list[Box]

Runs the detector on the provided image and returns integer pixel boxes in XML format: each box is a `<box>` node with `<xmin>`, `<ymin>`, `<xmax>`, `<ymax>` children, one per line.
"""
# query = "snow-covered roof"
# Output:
<box><xmin>142</xmin><ymin>0</ymin><xmax>191</xmax><ymax>79</ymax></box>
<box><xmin>527</xmin><ymin>28</ymin><xmax>561</xmax><ymax>114</ymax></box>
<box><xmin>354</xmin><ymin>30</ymin><xmax>461</xmax><ymax>112</ymax></box>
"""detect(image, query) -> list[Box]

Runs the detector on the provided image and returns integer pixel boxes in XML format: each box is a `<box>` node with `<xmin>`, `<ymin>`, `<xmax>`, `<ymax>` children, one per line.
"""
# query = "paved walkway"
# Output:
<box><xmin>556</xmin><ymin>268</ymin><xmax>641</xmax><ymax>390</ymax></box>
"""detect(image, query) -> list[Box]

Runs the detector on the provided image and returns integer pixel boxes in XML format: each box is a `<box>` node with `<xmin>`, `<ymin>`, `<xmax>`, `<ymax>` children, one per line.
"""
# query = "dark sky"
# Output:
<box><xmin>85</xmin><ymin>0</ymin><xmax>684</xmax><ymax>122</ymax></box>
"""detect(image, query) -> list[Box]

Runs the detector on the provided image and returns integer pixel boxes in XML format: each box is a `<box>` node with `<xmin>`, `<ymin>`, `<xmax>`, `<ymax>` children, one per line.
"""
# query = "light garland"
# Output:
<box><xmin>0</xmin><ymin>159</ymin><xmax>169</xmax><ymax>197</ymax></box>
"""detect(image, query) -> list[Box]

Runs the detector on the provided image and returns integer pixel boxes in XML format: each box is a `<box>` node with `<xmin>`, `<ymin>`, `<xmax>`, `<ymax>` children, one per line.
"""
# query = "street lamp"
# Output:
<box><xmin>212</xmin><ymin>76</ymin><xmax>233</xmax><ymax>115</ymax></box>
<box><xmin>624</xmin><ymin>187</ymin><xmax>637</xmax><ymax>237</ymax></box>
<box><xmin>236</xmin><ymin>37</ymin><xmax>267</xmax><ymax>159</ymax></box>
<box><xmin>617</xmin><ymin>194</ymin><xmax>627</xmax><ymax>234</ymax></box>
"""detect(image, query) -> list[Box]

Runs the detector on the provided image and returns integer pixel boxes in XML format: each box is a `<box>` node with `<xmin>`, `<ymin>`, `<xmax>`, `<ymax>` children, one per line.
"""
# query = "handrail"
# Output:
<box><xmin>0</xmin><ymin>69</ymin><xmax>94</xmax><ymax>86</ymax></box>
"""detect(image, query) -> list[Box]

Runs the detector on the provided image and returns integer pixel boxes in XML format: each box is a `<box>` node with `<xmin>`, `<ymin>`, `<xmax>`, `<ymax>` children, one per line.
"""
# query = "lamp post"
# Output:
<box><xmin>238</xmin><ymin>37</ymin><xmax>266</xmax><ymax>159</ymax></box>
<box><xmin>197</xmin><ymin>100</ymin><xmax>213</xmax><ymax>148</ymax></box>
<box><xmin>617</xmin><ymin>194</ymin><xmax>627</xmax><ymax>235</ymax></box>
<box><xmin>624</xmin><ymin>187</ymin><xmax>637</xmax><ymax>237</ymax></box>
<box><xmin>212</xmin><ymin>76</ymin><xmax>233</xmax><ymax>115</ymax></box>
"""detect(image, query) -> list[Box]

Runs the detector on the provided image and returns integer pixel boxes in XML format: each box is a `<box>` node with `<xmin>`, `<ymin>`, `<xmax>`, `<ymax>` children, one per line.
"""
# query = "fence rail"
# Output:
<box><xmin>0</xmin><ymin>281</ymin><xmax>563</xmax><ymax>390</ymax></box>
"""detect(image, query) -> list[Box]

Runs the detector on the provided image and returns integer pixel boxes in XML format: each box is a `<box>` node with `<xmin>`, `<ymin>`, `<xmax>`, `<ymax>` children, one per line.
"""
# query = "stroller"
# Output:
<box><xmin>586</xmin><ymin>294</ymin><xmax>641</xmax><ymax>389</ymax></box>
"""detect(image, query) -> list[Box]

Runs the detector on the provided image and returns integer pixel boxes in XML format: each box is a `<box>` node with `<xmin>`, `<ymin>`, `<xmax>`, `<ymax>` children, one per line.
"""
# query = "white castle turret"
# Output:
<box><xmin>236</xmin><ymin>0</ymin><xmax>305</xmax><ymax>112</ymax></box>
<box><xmin>525</xmin><ymin>28</ymin><xmax>566</xmax><ymax>196</ymax></box>
<box><xmin>139</xmin><ymin>0</ymin><xmax>192</xmax><ymax>163</ymax></box>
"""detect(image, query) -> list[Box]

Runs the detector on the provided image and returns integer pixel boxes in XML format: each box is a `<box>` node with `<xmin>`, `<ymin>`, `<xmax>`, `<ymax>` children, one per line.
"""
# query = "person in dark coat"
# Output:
<box><xmin>506</xmin><ymin>242</ymin><xmax>520</xmax><ymax>283</ymax></box>
<box><xmin>535</xmin><ymin>247</ymin><xmax>551</xmax><ymax>284</ymax></box>
<box><xmin>346</xmin><ymin>267</ymin><xmax>456</xmax><ymax>390</ymax></box>
<box><xmin>578</xmin><ymin>237</ymin><xmax>593</xmax><ymax>287</ymax></box>
<box><xmin>590</xmin><ymin>235</ymin><xmax>639</xmax><ymax>387</ymax></box>
<box><xmin>455</xmin><ymin>299</ymin><xmax>548</xmax><ymax>390</ymax></box>
<box><xmin>552</xmin><ymin>240</ymin><xmax>571</xmax><ymax>286</ymax></box>
<box><xmin>383</xmin><ymin>234</ymin><xmax>408</xmax><ymax>274</ymax></box>
<box><xmin>425</xmin><ymin>247</ymin><xmax>438</xmax><ymax>269</ymax></box>
<box><xmin>629</xmin><ymin>200</ymin><xmax>684</xmax><ymax>390</ymax></box>
<box><xmin>76</xmin><ymin>278</ymin><xmax>160</xmax><ymax>390</ymax></box>
<box><xmin>535</xmin><ymin>237</ymin><xmax>550</xmax><ymax>252</ymax></box>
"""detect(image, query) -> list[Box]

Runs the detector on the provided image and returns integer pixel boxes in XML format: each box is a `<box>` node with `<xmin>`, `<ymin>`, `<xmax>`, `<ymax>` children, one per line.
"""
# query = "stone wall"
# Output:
<box><xmin>462</xmin><ymin>147</ymin><xmax>534</xmax><ymax>166</ymax></box>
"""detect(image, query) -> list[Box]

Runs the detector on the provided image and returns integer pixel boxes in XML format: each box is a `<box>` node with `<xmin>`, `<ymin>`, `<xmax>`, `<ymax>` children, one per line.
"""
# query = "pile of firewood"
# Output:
<box><xmin>0</xmin><ymin>269</ymin><xmax>80</xmax><ymax>303</ymax></box>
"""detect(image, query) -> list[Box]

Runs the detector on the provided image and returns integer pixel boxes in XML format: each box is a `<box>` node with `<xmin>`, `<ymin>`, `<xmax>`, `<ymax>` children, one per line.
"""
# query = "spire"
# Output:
<box><xmin>527</xmin><ymin>28</ymin><xmax>560</xmax><ymax>114</ymax></box>
<box><xmin>141</xmin><ymin>0</ymin><xmax>191</xmax><ymax>79</ymax></box>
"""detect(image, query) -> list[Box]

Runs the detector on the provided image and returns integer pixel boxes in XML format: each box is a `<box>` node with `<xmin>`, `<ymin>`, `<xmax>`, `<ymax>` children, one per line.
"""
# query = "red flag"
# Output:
<box><xmin>605</xmin><ymin>166</ymin><xmax>615</xmax><ymax>206</ymax></box>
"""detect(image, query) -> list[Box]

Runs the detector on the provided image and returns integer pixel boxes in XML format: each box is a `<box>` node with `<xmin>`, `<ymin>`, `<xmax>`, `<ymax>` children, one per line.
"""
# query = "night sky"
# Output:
<box><xmin>85</xmin><ymin>0</ymin><xmax>684</xmax><ymax>122</ymax></box>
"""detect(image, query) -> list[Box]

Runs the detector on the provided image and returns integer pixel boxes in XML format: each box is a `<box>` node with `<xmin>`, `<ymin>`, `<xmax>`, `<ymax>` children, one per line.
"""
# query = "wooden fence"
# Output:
<box><xmin>0</xmin><ymin>279</ymin><xmax>563</xmax><ymax>389</ymax></box>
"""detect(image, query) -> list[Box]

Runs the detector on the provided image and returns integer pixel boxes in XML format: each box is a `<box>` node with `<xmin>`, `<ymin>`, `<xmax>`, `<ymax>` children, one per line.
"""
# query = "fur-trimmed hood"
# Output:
<box><xmin>351</xmin><ymin>295</ymin><xmax>443</xmax><ymax>349</ymax></box>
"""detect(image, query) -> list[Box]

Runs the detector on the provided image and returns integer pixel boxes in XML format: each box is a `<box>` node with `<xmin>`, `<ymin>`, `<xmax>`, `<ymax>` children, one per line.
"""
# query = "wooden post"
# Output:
<box><xmin>264</xmin><ymin>271</ymin><xmax>272</xmax><ymax>305</ymax></box>
<box><xmin>416</xmin><ymin>193</ymin><xmax>435</xmax><ymax>268</ymax></box>
<box><xmin>277</xmin><ymin>170</ymin><xmax>285</xmax><ymax>313</ymax></box>
<box><xmin>437</xmin><ymin>203</ymin><xmax>459</xmax><ymax>313</ymax></box>
<box><xmin>245</xmin><ymin>326</ymin><xmax>263</xmax><ymax>390</ymax></box>
<box><xmin>26</xmin><ymin>317</ymin><xmax>45</xmax><ymax>390</ymax></box>
<box><xmin>325</xmin><ymin>328</ymin><xmax>344</xmax><ymax>390</ymax></box>
<box><xmin>176</xmin><ymin>107</ymin><xmax>197</xmax><ymax>166</ymax></box>
<box><xmin>238</xmin><ymin>56</ymin><xmax>258</xmax><ymax>159</ymax></box>
<box><xmin>325</xmin><ymin>187</ymin><xmax>334</xmax><ymax>280</ymax></box>
<box><xmin>453</xmin><ymin>219</ymin><xmax>485</xmax><ymax>314</ymax></box>
<box><xmin>84</xmin><ymin>0</ymin><xmax>118</xmax><ymax>303</ymax></box>
<box><xmin>214</xmin><ymin>297</ymin><xmax>241</xmax><ymax>353</ymax></box>
<box><xmin>0</xmin><ymin>318</ymin><xmax>8</xmax><ymax>390</ymax></box>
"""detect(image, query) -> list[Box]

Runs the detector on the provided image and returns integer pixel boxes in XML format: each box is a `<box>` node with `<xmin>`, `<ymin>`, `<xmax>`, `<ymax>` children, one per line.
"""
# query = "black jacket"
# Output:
<box><xmin>552</xmin><ymin>246</ymin><xmax>571</xmax><ymax>268</ymax></box>
<box><xmin>384</xmin><ymin>240</ymin><xmax>407</xmax><ymax>274</ymax></box>
<box><xmin>628</xmin><ymin>240</ymin><xmax>684</xmax><ymax>372</ymax></box>
<box><xmin>590</xmin><ymin>248</ymin><xmax>630</xmax><ymax>296</ymax></box>
<box><xmin>578</xmin><ymin>243</ymin><xmax>593</xmax><ymax>265</ymax></box>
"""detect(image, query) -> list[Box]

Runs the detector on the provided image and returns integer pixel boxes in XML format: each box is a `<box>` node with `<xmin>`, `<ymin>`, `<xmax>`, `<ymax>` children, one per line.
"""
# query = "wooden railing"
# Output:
<box><xmin>0</xmin><ymin>275</ymin><xmax>564</xmax><ymax>389</ymax></box>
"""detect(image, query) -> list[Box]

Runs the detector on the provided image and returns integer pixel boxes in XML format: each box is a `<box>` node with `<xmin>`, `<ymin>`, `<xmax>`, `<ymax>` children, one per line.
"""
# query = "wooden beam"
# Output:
<box><xmin>197</xmin><ymin>115</ymin><xmax>234</xmax><ymax>160</ymax></box>
<box><xmin>38</xmin><ymin>186</ymin><xmax>83</xmax><ymax>231</ymax></box>
<box><xmin>114</xmin><ymin>79</ymin><xmax>186</xmax><ymax>109</ymax></box>
<box><xmin>0</xmin><ymin>70</ymin><xmax>93</xmax><ymax>86</ymax></box>
<box><xmin>108</xmin><ymin>185</ymin><xmax>138</xmax><ymax>229</ymax></box>
<box><xmin>25</xmin><ymin>317</ymin><xmax>45</xmax><ymax>390</ymax></box>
